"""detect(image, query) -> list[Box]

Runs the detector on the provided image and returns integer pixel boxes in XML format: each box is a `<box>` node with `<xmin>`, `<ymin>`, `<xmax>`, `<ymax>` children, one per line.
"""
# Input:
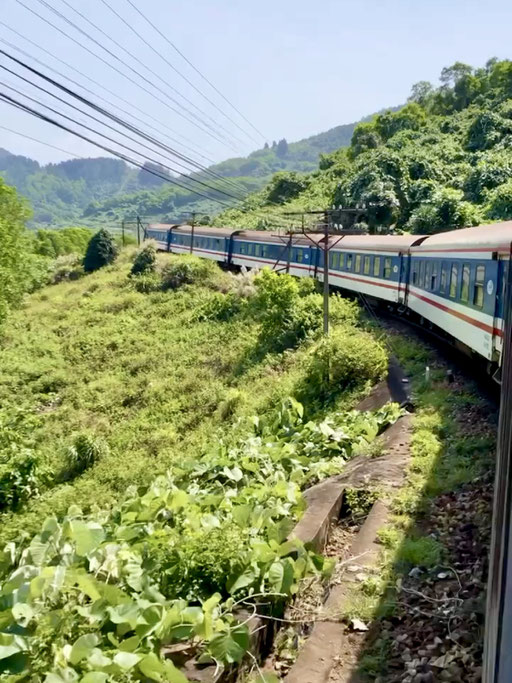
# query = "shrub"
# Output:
<box><xmin>305</xmin><ymin>327</ymin><xmax>388</xmax><ymax>400</ymax></box>
<box><xmin>130</xmin><ymin>271</ymin><xmax>162</xmax><ymax>293</ymax></box>
<box><xmin>83</xmin><ymin>228</ymin><xmax>118</xmax><ymax>273</ymax></box>
<box><xmin>0</xmin><ymin>451</ymin><xmax>43</xmax><ymax>512</ymax></box>
<box><xmin>51</xmin><ymin>254</ymin><xmax>84</xmax><ymax>284</ymax></box>
<box><xmin>64</xmin><ymin>433</ymin><xmax>109</xmax><ymax>479</ymax></box>
<box><xmin>397</xmin><ymin>536</ymin><xmax>443</xmax><ymax>568</ymax></box>
<box><xmin>161</xmin><ymin>254</ymin><xmax>222</xmax><ymax>290</ymax></box>
<box><xmin>486</xmin><ymin>179</ymin><xmax>512</xmax><ymax>219</ymax></box>
<box><xmin>131</xmin><ymin>242</ymin><xmax>157</xmax><ymax>276</ymax></box>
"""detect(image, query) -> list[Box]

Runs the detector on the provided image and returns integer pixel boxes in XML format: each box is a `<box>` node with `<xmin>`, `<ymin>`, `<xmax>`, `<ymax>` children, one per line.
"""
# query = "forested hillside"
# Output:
<box><xmin>214</xmin><ymin>59</ymin><xmax>512</xmax><ymax>233</ymax></box>
<box><xmin>0</xmin><ymin>116</ymin><xmax>363</xmax><ymax>227</ymax></box>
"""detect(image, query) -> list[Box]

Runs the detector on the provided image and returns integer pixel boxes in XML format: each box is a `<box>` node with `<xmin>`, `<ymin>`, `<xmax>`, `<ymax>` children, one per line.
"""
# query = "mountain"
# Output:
<box><xmin>0</xmin><ymin>114</ymin><xmax>372</xmax><ymax>227</ymax></box>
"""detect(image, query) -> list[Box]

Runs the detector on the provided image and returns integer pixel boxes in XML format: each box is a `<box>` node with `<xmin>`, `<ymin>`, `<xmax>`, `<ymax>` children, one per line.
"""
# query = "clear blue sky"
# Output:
<box><xmin>1</xmin><ymin>0</ymin><xmax>512</xmax><ymax>167</ymax></box>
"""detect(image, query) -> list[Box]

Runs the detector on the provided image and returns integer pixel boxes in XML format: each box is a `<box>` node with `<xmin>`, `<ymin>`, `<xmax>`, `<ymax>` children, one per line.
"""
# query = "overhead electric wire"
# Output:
<box><xmin>123</xmin><ymin>0</ymin><xmax>267</xmax><ymax>143</ymax></box>
<box><xmin>15</xmin><ymin>0</ymin><xmax>240</xmax><ymax>153</ymax></box>
<box><xmin>0</xmin><ymin>79</ymin><xmax>247</xmax><ymax>202</ymax></box>
<box><xmin>99</xmin><ymin>0</ymin><xmax>262</xmax><ymax>146</ymax></box>
<box><xmin>0</xmin><ymin>27</ymin><xmax>217</xmax><ymax>164</ymax></box>
<box><xmin>0</xmin><ymin>122</ymin><xmax>84</xmax><ymax>159</ymax></box>
<box><xmin>56</xmin><ymin>0</ymin><xmax>248</xmax><ymax>151</ymax></box>
<box><xmin>0</xmin><ymin>70</ymin><xmax>248</xmax><ymax>201</ymax></box>
<box><xmin>0</xmin><ymin>46</ymin><xmax>255</xmax><ymax>201</ymax></box>
<box><xmin>0</xmin><ymin>91</ymin><xmax>238</xmax><ymax>209</ymax></box>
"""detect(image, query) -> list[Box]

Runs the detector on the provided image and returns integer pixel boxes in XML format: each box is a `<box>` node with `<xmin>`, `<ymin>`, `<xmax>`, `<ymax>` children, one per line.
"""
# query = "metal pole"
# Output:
<box><xmin>136</xmin><ymin>216</ymin><xmax>141</xmax><ymax>246</ymax></box>
<box><xmin>121</xmin><ymin>219</ymin><xmax>125</xmax><ymax>247</ymax></box>
<box><xmin>484</xmin><ymin>250</ymin><xmax>512</xmax><ymax>683</ymax></box>
<box><xmin>190</xmin><ymin>211</ymin><xmax>195</xmax><ymax>253</ymax></box>
<box><xmin>323</xmin><ymin>220</ymin><xmax>329</xmax><ymax>335</ymax></box>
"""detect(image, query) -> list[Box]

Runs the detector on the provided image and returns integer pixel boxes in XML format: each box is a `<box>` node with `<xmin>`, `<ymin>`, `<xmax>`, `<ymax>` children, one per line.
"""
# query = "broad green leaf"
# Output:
<box><xmin>227</xmin><ymin>565</ymin><xmax>257</xmax><ymax>594</ymax></box>
<box><xmin>81</xmin><ymin>674</ymin><xmax>109</xmax><ymax>683</ymax></box>
<box><xmin>138</xmin><ymin>653</ymin><xmax>187</xmax><ymax>682</ymax></box>
<box><xmin>208</xmin><ymin>624</ymin><xmax>249</xmax><ymax>664</ymax></box>
<box><xmin>198</xmin><ymin>593</ymin><xmax>221</xmax><ymax>640</ymax></box>
<box><xmin>118</xmin><ymin>635</ymin><xmax>140</xmax><ymax>652</ymax></box>
<box><xmin>87</xmin><ymin>649</ymin><xmax>112</xmax><ymax>668</ymax></box>
<box><xmin>169</xmin><ymin>489</ymin><xmax>188</xmax><ymax>510</ymax></box>
<box><xmin>0</xmin><ymin>634</ymin><xmax>27</xmax><ymax>660</ymax></box>
<box><xmin>69</xmin><ymin>634</ymin><xmax>99</xmax><ymax>665</ymax></box>
<box><xmin>232</xmin><ymin>505</ymin><xmax>251</xmax><ymax>526</ymax></box>
<box><xmin>113</xmin><ymin>651</ymin><xmax>142</xmax><ymax>670</ymax></box>
<box><xmin>268</xmin><ymin>561</ymin><xmax>284</xmax><ymax>592</ymax></box>
<box><xmin>12</xmin><ymin>602</ymin><xmax>33</xmax><ymax>624</ymax></box>
<box><xmin>66</xmin><ymin>521</ymin><xmax>104</xmax><ymax>556</ymax></box>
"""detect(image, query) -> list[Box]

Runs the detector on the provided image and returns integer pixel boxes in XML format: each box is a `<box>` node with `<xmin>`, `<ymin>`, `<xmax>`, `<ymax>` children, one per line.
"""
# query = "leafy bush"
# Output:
<box><xmin>486</xmin><ymin>179</ymin><xmax>512</xmax><ymax>219</ymax></box>
<box><xmin>51</xmin><ymin>254</ymin><xmax>84</xmax><ymax>283</ymax></box>
<box><xmin>83</xmin><ymin>228</ymin><xmax>118</xmax><ymax>273</ymax></box>
<box><xmin>305</xmin><ymin>327</ymin><xmax>388</xmax><ymax>400</ymax></box>
<box><xmin>161</xmin><ymin>254</ymin><xmax>223</xmax><ymax>290</ymax></box>
<box><xmin>397</xmin><ymin>536</ymin><xmax>443</xmax><ymax>568</ymax></box>
<box><xmin>195</xmin><ymin>291</ymin><xmax>246</xmax><ymax>321</ymax></box>
<box><xmin>32</xmin><ymin>227</ymin><xmax>93</xmax><ymax>258</ymax></box>
<box><xmin>64</xmin><ymin>433</ymin><xmax>109</xmax><ymax>479</ymax></box>
<box><xmin>0</xmin><ymin>451</ymin><xmax>42</xmax><ymax>512</ymax></box>
<box><xmin>131</xmin><ymin>242</ymin><xmax>157</xmax><ymax>276</ymax></box>
<box><xmin>129</xmin><ymin>271</ymin><xmax>162</xmax><ymax>293</ymax></box>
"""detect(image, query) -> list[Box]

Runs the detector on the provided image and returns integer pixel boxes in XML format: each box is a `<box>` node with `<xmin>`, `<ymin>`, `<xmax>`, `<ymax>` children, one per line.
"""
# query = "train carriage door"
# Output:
<box><xmin>494</xmin><ymin>255</ymin><xmax>510</xmax><ymax>364</ymax></box>
<box><xmin>397</xmin><ymin>251</ymin><xmax>408</xmax><ymax>304</ymax></box>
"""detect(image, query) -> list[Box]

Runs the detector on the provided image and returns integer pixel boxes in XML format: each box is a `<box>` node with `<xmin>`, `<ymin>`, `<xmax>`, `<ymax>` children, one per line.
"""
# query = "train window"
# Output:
<box><xmin>296</xmin><ymin>249</ymin><xmax>304</xmax><ymax>263</ymax></box>
<box><xmin>461</xmin><ymin>263</ymin><xmax>470</xmax><ymax>302</ymax></box>
<box><xmin>419</xmin><ymin>261</ymin><xmax>425</xmax><ymax>287</ymax></box>
<box><xmin>363</xmin><ymin>256</ymin><xmax>371</xmax><ymax>274</ymax></box>
<box><xmin>449</xmin><ymin>263</ymin><xmax>458</xmax><ymax>298</ymax></box>
<box><xmin>339</xmin><ymin>252</ymin><xmax>345</xmax><ymax>269</ymax></box>
<box><xmin>384</xmin><ymin>257</ymin><xmax>392</xmax><ymax>279</ymax></box>
<box><xmin>347</xmin><ymin>254</ymin><xmax>353</xmax><ymax>271</ymax></box>
<box><xmin>240</xmin><ymin>243</ymin><xmax>246</xmax><ymax>254</ymax></box>
<box><xmin>412</xmin><ymin>262</ymin><xmax>418</xmax><ymax>285</ymax></box>
<box><xmin>355</xmin><ymin>254</ymin><xmax>362</xmax><ymax>273</ymax></box>
<box><xmin>431</xmin><ymin>263</ymin><xmax>438</xmax><ymax>291</ymax></box>
<box><xmin>330</xmin><ymin>252</ymin><xmax>338</xmax><ymax>268</ymax></box>
<box><xmin>254</xmin><ymin>244</ymin><xmax>261</xmax><ymax>257</ymax></box>
<box><xmin>373</xmin><ymin>256</ymin><xmax>381</xmax><ymax>277</ymax></box>
<box><xmin>425</xmin><ymin>261</ymin><xmax>432</xmax><ymax>290</ymax></box>
<box><xmin>262</xmin><ymin>245</ymin><xmax>269</xmax><ymax>258</ymax></box>
<box><xmin>474</xmin><ymin>265</ymin><xmax>485</xmax><ymax>307</ymax></box>
<box><xmin>440</xmin><ymin>263</ymin><xmax>448</xmax><ymax>293</ymax></box>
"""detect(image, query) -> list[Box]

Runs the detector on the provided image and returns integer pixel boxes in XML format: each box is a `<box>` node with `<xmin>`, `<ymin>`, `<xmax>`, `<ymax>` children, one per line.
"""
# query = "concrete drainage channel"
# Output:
<box><xmin>184</xmin><ymin>359</ymin><xmax>412</xmax><ymax>683</ymax></box>
<box><xmin>279</xmin><ymin>361</ymin><xmax>413</xmax><ymax>683</ymax></box>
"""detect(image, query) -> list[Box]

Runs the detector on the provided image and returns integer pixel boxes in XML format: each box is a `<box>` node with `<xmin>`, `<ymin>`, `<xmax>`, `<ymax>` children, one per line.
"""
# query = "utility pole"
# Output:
<box><xmin>190</xmin><ymin>211</ymin><xmax>196</xmax><ymax>253</ymax></box>
<box><xmin>121</xmin><ymin>219</ymin><xmax>125</xmax><ymax>247</ymax></box>
<box><xmin>323</xmin><ymin>219</ymin><xmax>330</xmax><ymax>335</ymax></box>
<box><xmin>484</xmin><ymin>248</ymin><xmax>512</xmax><ymax>682</ymax></box>
<box><xmin>136</xmin><ymin>215</ymin><xmax>141</xmax><ymax>246</ymax></box>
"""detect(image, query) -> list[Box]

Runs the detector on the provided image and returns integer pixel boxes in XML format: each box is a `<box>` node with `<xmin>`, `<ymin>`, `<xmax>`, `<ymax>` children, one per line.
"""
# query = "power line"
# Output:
<box><xmin>99</xmin><ymin>0</ymin><xmax>262</xmax><ymax>147</ymax></box>
<box><xmin>0</xmin><ymin>122</ymin><xmax>84</xmax><ymax>159</ymax></box>
<box><xmin>0</xmin><ymin>91</ymin><xmax>238</xmax><ymax>209</ymax></box>
<box><xmin>0</xmin><ymin>78</ymin><xmax>246</xmax><ymax>203</ymax></box>
<box><xmin>0</xmin><ymin>24</ymin><xmax>216</xmax><ymax>164</ymax></box>
<box><xmin>15</xmin><ymin>0</ymin><xmax>240</xmax><ymax>153</ymax></box>
<box><xmin>0</xmin><ymin>47</ymin><xmax>261</xmax><ymax>200</ymax></box>
<box><xmin>57</xmin><ymin>0</ymin><xmax>249</xmax><ymax>151</ymax></box>
<box><xmin>123</xmin><ymin>0</ymin><xmax>267</xmax><ymax>143</ymax></box>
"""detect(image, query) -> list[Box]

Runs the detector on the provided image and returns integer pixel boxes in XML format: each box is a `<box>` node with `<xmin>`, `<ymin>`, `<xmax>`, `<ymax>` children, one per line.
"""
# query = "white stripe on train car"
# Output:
<box><xmin>407</xmin><ymin>285</ymin><xmax>499</xmax><ymax>360</ymax></box>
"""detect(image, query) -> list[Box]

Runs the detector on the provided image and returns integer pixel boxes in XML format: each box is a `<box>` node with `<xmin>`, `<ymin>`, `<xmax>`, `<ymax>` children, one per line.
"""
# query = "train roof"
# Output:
<box><xmin>328</xmin><ymin>234</ymin><xmax>426</xmax><ymax>252</ymax></box>
<box><xmin>412</xmin><ymin>221</ymin><xmax>512</xmax><ymax>253</ymax></box>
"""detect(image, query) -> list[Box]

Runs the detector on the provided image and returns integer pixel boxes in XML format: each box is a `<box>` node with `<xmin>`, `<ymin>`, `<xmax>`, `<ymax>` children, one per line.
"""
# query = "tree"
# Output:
<box><xmin>440</xmin><ymin>62</ymin><xmax>473</xmax><ymax>86</ymax></box>
<box><xmin>0</xmin><ymin>178</ymin><xmax>32</xmax><ymax>324</ymax></box>
<box><xmin>83</xmin><ymin>228</ymin><xmax>118</xmax><ymax>273</ymax></box>
<box><xmin>408</xmin><ymin>81</ymin><xmax>434</xmax><ymax>106</ymax></box>
<box><xmin>131</xmin><ymin>243</ymin><xmax>156</xmax><ymax>276</ymax></box>
<box><xmin>263</xmin><ymin>142</ymin><xmax>269</xmax><ymax>150</ymax></box>
<box><xmin>276</xmin><ymin>138</ymin><xmax>289</xmax><ymax>158</ymax></box>
<box><xmin>266</xmin><ymin>171</ymin><xmax>310</xmax><ymax>204</ymax></box>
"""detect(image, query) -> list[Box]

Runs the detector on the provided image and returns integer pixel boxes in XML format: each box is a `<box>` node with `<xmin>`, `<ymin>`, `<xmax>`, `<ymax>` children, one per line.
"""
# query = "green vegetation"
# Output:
<box><xmin>215</xmin><ymin>58</ymin><xmax>512</xmax><ymax>233</ymax></box>
<box><xmin>83</xmin><ymin>228</ymin><xmax>119</xmax><ymax>273</ymax></box>
<box><xmin>0</xmin><ymin>248</ymin><xmax>399</xmax><ymax>679</ymax></box>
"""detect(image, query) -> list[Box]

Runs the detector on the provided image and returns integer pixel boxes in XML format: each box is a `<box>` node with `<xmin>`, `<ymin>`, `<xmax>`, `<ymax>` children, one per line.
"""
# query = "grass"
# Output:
<box><xmin>0</xmin><ymin>249</ymin><xmax>383</xmax><ymax>543</ymax></box>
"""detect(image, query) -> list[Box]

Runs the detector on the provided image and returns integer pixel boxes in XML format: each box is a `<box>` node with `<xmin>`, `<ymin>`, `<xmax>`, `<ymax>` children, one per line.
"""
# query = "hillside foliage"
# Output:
<box><xmin>214</xmin><ymin>58</ymin><xmax>512</xmax><ymax>234</ymax></box>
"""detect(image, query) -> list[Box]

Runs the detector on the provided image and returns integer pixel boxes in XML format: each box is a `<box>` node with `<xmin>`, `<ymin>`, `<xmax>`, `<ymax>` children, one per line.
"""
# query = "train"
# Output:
<box><xmin>145</xmin><ymin>222</ymin><xmax>512</xmax><ymax>376</ymax></box>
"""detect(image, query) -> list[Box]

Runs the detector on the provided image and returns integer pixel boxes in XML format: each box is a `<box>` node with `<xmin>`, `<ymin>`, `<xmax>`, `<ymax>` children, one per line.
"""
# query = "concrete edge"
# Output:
<box><xmin>283</xmin><ymin>500</ymin><xmax>390</xmax><ymax>683</ymax></box>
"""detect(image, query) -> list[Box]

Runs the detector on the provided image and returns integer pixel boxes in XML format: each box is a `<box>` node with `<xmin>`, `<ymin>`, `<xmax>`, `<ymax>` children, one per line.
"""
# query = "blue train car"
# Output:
<box><xmin>409</xmin><ymin>223</ymin><xmax>511</xmax><ymax>363</ymax></box>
